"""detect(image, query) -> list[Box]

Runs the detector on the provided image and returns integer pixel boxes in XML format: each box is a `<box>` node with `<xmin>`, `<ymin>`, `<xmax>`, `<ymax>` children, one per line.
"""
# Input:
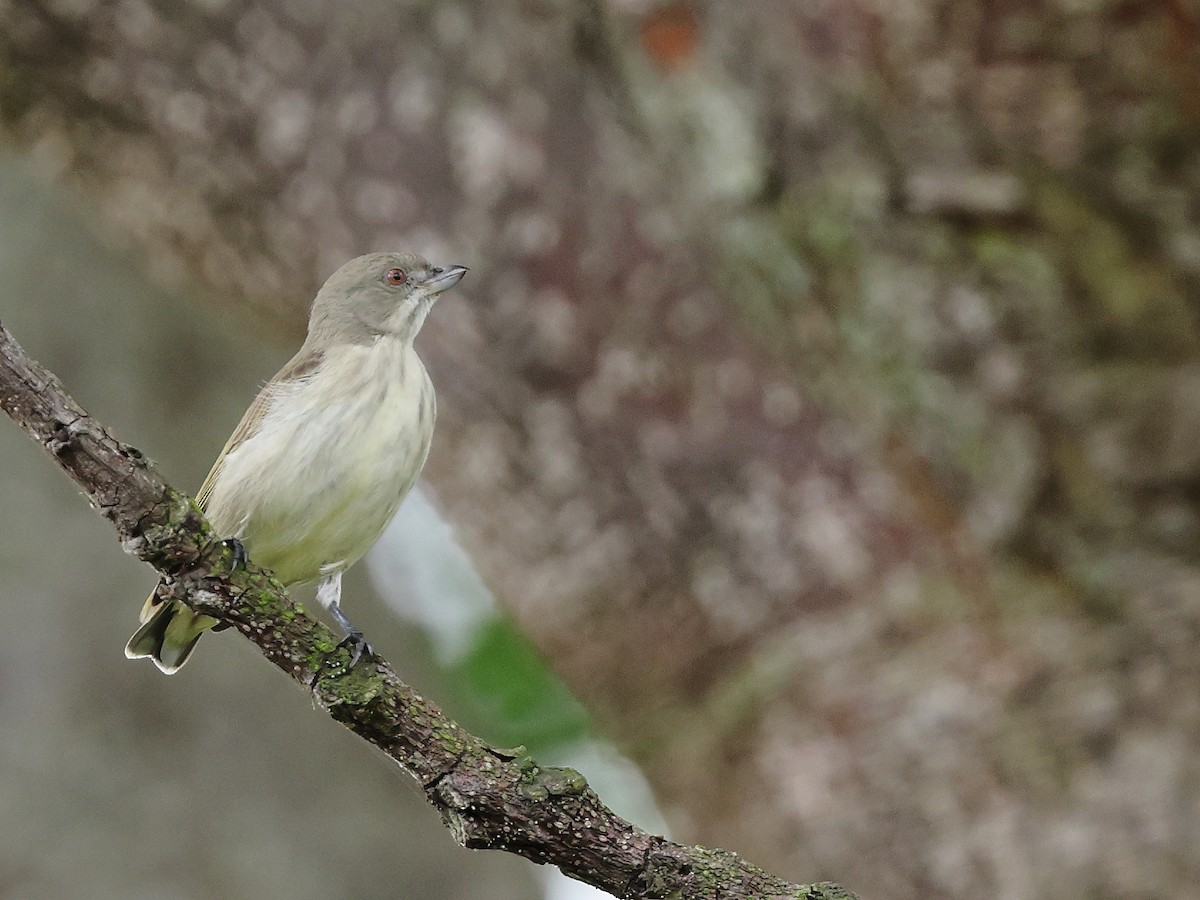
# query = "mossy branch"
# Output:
<box><xmin>0</xmin><ymin>320</ymin><xmax>857</xmax><ymax>900</ymax></box>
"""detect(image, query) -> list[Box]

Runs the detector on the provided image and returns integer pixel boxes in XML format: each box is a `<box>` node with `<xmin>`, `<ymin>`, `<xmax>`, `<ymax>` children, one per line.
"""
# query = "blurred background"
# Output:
<box><xmin>2</xmin><ymin>2</ymin><xmax>1200</xmax><ymax>898</ymax></box>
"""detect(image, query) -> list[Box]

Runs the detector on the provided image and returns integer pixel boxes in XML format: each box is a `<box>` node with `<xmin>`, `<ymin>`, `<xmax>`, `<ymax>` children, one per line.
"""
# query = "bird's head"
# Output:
<box><xmin>308</xmin><ymin>252</ymin><xmax>467</xmax><ymax>346</ymax></box>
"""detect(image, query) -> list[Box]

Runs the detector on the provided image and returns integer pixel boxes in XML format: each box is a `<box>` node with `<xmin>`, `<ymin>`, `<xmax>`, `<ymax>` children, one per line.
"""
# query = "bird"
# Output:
<box><xmin>125</xmin><ymin>251</ymin><xmax>467</xmax><ymax>673</ymax></box>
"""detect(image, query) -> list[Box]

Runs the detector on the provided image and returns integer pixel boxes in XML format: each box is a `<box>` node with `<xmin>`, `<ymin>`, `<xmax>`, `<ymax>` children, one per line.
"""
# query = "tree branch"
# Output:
<box><xmin>0</xmin><ymin>319</ymin><xmax>857</xmax><ymax>900</ymax></box>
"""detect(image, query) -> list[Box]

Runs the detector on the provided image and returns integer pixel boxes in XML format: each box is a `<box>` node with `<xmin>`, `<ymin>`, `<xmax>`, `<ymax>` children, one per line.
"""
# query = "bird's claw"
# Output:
<box><xmin>336</xmin><ymin>630</ymin><xmax>373</xmax><ymax>670</ymax></box>
<box><xmin>221</xmin><ymin>537</ymin><xmax>248</xmax><ymax>569</ymax></box>
<box><xmin>209</xmin><ymin>538</ymin><xmax>248</xmax><ymax>633</ymax></box>
<box><xmin>313</xmin><ymin>631</ymin><xmax>373</xmax><ymax>686</ymax></box>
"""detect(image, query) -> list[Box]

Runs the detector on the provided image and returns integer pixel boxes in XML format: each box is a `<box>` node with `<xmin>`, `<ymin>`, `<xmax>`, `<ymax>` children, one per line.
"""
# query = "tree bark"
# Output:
<box><xmin>3</xmin><ymin>1</ymin><xmax>1200</xmax><ymax>897</ymax></box>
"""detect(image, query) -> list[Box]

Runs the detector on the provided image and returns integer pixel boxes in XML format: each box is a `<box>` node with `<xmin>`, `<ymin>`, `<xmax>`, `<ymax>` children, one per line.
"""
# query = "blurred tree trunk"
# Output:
<box><xmin>3</xmin><ymin>1</ymin><xmax>1199</xmax><ymax>897</ymax></box>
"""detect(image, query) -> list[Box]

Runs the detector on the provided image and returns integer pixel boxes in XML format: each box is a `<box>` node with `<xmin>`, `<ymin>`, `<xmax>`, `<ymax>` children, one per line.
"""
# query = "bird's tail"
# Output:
<box><xmin>124</xmin><ymin>592</ymin><xmax>218</xmax><ymax>674</ymax></box>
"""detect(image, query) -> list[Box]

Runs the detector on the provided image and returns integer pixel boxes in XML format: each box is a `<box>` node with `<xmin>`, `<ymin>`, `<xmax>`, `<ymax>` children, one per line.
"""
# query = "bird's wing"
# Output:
<box><xmin>195</xmin><ymin>347</ymin><xmax>324</xmax><ymax>510</ymax></box>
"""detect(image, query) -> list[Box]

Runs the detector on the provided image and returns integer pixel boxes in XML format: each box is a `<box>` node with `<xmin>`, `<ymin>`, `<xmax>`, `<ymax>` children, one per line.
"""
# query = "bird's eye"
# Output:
<box><xmin>384</xmin><ymin>268</ymin><xmax>407</xmax><ymax>286</ymax></box>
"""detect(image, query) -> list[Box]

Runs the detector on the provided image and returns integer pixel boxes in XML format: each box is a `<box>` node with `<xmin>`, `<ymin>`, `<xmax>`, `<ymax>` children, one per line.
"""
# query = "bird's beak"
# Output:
<box><xmin>422</xmin><ymin>265</ymin><xmax>468</xmax><ymax>294</ymax></box>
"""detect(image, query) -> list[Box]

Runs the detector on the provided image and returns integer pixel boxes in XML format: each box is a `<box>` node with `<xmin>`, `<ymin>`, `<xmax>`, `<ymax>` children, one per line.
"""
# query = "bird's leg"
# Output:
<box><xmin>315</xmin><ymin>572</ymin><xmax>371</xmax><ymax>670</ymax></box>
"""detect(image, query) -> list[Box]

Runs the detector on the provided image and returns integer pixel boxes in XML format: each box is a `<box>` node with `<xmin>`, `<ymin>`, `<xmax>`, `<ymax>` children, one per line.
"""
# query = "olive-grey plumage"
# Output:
<box><xmin>126</xmin><ymin>252</ymin><xmax>467</xmax><ymax>673</ymax></box>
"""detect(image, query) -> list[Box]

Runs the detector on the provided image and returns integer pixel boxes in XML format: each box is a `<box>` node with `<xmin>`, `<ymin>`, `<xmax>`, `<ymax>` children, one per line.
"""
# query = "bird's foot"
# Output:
<box><xmin>309</xmin><ymin>596</ymin><xmax>373</xmax><ymax>684</ymax></box>
<box><xmin>335</xmin><ymin>629</ymin><xmax>373</xmax><ymax>671</ymax></box>
<box><xmin>210</xmin><ymin>538</ymin><xmax>248</xmax><ymax>633</ymax></box>
<box><xmin>221</xmin><ymin>537</ymin><xmax>248</xmax><ymax>569</ymax></box>
<box><xmin>313</xmin><ymin>629</ymin><xmax>374</xmax><ymax>685</ymax></box>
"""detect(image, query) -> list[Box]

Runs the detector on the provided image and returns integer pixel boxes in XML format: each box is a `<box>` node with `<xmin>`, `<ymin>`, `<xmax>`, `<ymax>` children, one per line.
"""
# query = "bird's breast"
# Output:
<box><xmin>208</xmin><ymin>337</ymin><xmax>435</xmax><ymax>585</ymax></box>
